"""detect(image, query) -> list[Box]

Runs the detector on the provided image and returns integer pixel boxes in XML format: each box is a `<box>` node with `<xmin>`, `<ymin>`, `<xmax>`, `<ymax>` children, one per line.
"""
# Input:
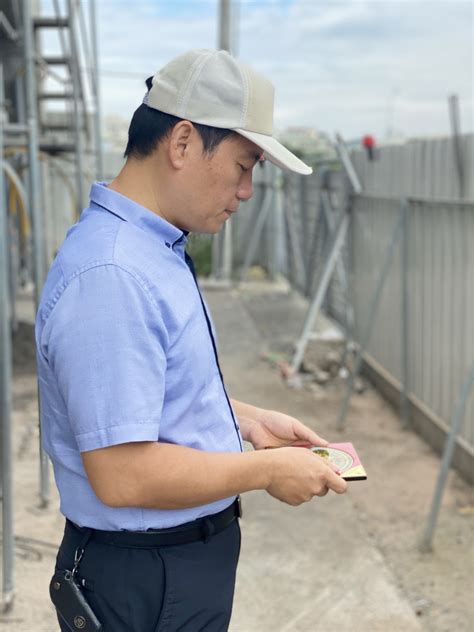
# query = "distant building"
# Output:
<box><xmin>276</xmin><ymin>127</ymin><xmax>337</xmax><ymax>163</ymax></box>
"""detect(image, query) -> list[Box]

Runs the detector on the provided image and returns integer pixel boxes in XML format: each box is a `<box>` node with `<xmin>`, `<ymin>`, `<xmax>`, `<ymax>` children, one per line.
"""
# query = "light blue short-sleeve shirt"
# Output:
<box><xmin>35</xmin><ymin>183</ymin><xmax>243</xmax><ymax>530</ymax></box>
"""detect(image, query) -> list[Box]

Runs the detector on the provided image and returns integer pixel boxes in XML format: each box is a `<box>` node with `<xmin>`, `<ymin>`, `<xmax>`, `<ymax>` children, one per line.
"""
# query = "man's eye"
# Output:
<box><xmin>239</xmin><ymin>164</ymin><xmax>249</xmax><ymax>172</ymax></box>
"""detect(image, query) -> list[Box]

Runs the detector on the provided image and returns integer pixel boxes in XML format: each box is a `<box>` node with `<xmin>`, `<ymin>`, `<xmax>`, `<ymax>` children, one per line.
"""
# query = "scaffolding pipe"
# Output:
<box><xmin>320</xmin><ymin>186</ymin><xmax>355</xmax><ymax>335</ymax></box>
<box><xmin>335</xmin><ymin>134</ymin><xmax>362</xmax><ymax>194</ymax></box>
<box><xmin>420</xmin><ymin>362</ymin><xmax>474</xmax><ymax>552</ymax></box>
<box><xmin>89</xmin><ymin>0</ymin><xmax>104</xmax><ymax>180</ymax></box>
<box><xmin>211</xmin><ymin>0</ymin><xmax>233</xmax><ymax>282</ymax></box>
<box><xmin>240</xmin><ymin>172</ymin><xmax>274</xmax><ymax>282</ymax></box>
<box><xmin>291</xmin><ymin>209</ymin><xmax>351</xmax><ymax>375</ymax></box>
<box><xmin>448</xmin><ymin>94</ymin><xmax>465</xmax><ymax>199</ymax></box>
<box><xmin>268</xmin><ymin>168</ymin><xmax>284</xmax><ymax>281</ymax></box>
<box><xmin>67</xmin><ymin>0</ymin><xmax>85</xmax><ymax>213</ymax></box>
<box><xmin>0</xmin><ymin>63</ymin><xmax>15</xmax><ymax>612</ymax></box>
<box><xmin>23</xmin><ymin>0</ymin><xmax>50</xmax><ymax>507</ymax></box>
<box><xmin>284</xmin><ymin>189</ymin><xmax>307</xmax><ymax>290</ymax></box>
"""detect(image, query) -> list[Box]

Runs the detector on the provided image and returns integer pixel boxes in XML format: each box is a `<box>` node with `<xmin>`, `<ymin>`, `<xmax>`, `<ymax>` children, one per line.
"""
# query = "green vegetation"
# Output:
<box><xmin>187</xmin><ymin>233</ymin><xmax>213</xmax><ymax>277</ymax></box>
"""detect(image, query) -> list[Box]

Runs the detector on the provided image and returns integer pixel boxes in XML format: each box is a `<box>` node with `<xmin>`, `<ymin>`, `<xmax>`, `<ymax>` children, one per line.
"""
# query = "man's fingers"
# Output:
<box><xmin>326</xmin><ymin>468</ymin><xmax>348</xmax><ymax>494</ymax></box>
<box><xmin>316</xmin><ymin>486</ymin><xmax>329</xmax><ymax>497</ymax></box>
<box><xmin>310</xmin><ymin>434</ymin><xmax>329</xmax><ymax>447</ymax></box>
<box><xmin>292</xmin><ymin>421</ymin><xmax>329</xmax><ymax>447</ymax></box>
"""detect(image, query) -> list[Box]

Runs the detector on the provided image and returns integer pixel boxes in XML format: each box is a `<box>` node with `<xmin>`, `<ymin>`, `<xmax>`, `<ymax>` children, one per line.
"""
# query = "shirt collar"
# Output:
<box><xmin>89</xmin><ymin>182</ymin><xmax>188</xmax><ymax>249</ymax></box>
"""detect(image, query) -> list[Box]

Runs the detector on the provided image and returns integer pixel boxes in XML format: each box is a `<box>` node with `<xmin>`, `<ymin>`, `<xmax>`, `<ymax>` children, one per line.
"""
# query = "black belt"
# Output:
<box><xmin>66</xmin><ymin>497</ymin><xmax>242</xmax><ymax>548</ymax></box>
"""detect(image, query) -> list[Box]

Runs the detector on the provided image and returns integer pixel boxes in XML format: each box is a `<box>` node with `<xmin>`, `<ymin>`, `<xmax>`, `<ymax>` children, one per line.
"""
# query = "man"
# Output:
<box><xmin>36</xmin><ymin>49</ymin><xmax>347</xmax><ymax>631</ymax></box>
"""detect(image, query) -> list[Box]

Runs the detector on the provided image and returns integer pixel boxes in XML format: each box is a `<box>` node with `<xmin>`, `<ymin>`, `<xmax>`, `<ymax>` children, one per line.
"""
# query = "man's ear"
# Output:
<box><xmin>167</xmin><ymin>120</ymin><xmax>195</xmax><ymax>169</ymax></box>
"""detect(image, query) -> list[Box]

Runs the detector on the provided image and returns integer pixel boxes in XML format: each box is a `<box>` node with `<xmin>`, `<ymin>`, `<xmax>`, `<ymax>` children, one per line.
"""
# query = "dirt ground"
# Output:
<box><xmin>231</xmin><ymin>286</ymin><xmax>474</xmax><ymax>632</ymax></box>
<box><xmin>1</xmin><ymin>287</ymin><xmax>473</xmax><ymax>631</ymax></box>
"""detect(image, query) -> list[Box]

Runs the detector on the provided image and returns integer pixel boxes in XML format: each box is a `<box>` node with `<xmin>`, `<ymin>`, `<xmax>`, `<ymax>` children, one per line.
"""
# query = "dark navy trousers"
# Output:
<box><xmin>54</xmin><ymin>519</ymin><xmax>241</xmax><ymax>632</ymax></box>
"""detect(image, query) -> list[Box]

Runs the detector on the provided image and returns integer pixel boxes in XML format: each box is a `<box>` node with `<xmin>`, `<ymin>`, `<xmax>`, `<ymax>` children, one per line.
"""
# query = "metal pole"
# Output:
<box><xmin>284</xmin><ymin>186</ymin><xmax>307</xmax><ymax>291</ymax></box>
<box><xmin>222</xmin><ymin>209</ymin><xmax>233</xmax><ymax>280</ymax></box>
<box><xmin>269</xmin><ymin>169</ymin><xmax>284</xmax><ymax>281</ymax></box>
<box><xmin>240</xmin><ymin>172</ymin><xmax>274</xmax><ymax>282</ymax></box>
<box><xmin>400</xmin><ymin>199</ymin><xmax>410</xmax><ymax>428</ymax></box>
<box><xmin>0</xmin><ymin>63</ymin><xmax>15</xmax><ymax>612</ymax></box>
<box><xmin>304</xmin><ymin>199</ymin><xmax>323</xmax><ymax>297</ymax></box>
<box><xmin>331</xmin><ymin>135</ymin><xmax>363</xmax><ymax>346</ymax></box>
<box><xmin>419</xmin><ymin>362</ymin><xmax>474</xmax><ymax>552</ymax></box>
<box><xmin>320</xmin><ymin>187</ymin><xmax>355</xmax><ymax>334</ymax></box>
<box><xmin>291</xmin><ymin>209</ymin><xmax>351</xmax><ymax>375</ymax></box>
<box><xmin>23</xmin><ymin>0</ymin><xmax>50</xmax><ymax>507</ymax></box>
<box><xmin>336</xmin><ymin>199</ymin><xmax>406</xmax><ymax>430</ymax></box>
<box><xmin>67</xmin><ymin>0</ymin><xmax>85</xmax><ymax>214</ymax></box>
<box><xmin>1</xmin><ymin>160</ymin><xmax>29</xmax><ymax>325</ymax></box>
<box><xmin>89</xmin><ymin>0</ymin><xmax>104</xmax><ymax>180</ymax></box>
<box><xmin>218</xmin><ymin>0</ymin><xmax>232</xmax><ymax>50</ymax></box>
<box><xmin>232</xmin><ymin>0</ymin><xmax>240</xmax><ymax>56</ymax></box>
<box><xmin>320</xmin><ymin>188</ymin><xmax>355</xmax><ymax>372</ymax></box>
<box><xmin>448</xmin><ymin>94</ymin><xmax>465</xmax><ymax>199</ymax></box>
<box><xmin>211</xmin><ymin>0</ymin><xmax>233</xmax><ymax>281</ymax></box>
<box><xmin>335</xmin><ymin>134</ymin><xmax>362</xmax><ymax>194</ymax></box>
<box><xmin>14</xmin><ymin>73</ymin><xmax>26</xmax><ymax>126</ymax></box>
<box><xmin>300</xmin><ymin>176</ymin><xmax>309</xmax><ymax>294</ymax></box>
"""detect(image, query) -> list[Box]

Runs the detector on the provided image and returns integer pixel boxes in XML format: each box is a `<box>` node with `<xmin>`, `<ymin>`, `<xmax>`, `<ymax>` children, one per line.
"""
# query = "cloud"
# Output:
<box><xmin>44</xmin><ymin>0</ymin><xmax>471</xmax><ymax>140</ymax></box>
<box><xmin>95</xmin><ymin>1</ymin><xmax>218</xmax><ymax>120</ymax></box>
<box><xmin>238</xmin><ymin>0</ymin><xmax>473</xmax><ymax>138</ymax></box>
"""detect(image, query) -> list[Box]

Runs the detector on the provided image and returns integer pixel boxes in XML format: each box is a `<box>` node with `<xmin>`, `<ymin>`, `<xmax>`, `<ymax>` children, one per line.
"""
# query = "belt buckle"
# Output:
<box><xmin>236</xmin><ymin>495</ymin><xmax>243</xmax><ymax>519</ymax></box>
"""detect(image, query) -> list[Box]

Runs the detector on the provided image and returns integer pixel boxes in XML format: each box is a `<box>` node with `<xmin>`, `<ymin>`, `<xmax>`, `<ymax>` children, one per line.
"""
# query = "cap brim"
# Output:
<box><xmin>234</xmin><ymin>129</ymin><xmax>312</xmax><ymax>175</ymax></box>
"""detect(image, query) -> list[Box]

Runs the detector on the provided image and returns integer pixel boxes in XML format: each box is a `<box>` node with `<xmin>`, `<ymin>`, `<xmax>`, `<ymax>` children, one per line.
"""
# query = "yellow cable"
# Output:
<box><xmin>3</xmin><ymin>146</ymin><xmax>78</xmax><ymax>233</ymax></box>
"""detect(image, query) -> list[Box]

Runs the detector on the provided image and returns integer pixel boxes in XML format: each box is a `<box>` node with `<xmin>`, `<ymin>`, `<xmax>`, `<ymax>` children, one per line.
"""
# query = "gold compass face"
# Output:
<box><xmin>312</xmin><ymin>447</ymin><xmax>354</xmax><ymax>472</ymax></box>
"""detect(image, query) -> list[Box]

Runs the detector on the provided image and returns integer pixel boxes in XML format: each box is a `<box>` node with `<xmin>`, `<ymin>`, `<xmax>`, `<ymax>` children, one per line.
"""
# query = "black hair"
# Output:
<box><xmin>124</xmin><ymin>76</ymin><xmax>236</xmax><ymax>159</ymax></box>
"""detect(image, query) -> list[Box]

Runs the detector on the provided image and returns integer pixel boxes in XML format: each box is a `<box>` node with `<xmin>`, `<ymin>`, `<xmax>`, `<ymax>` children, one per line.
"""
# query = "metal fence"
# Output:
<box><xmin>349</xmin><ymin>193</ymin><xmax>474</xmax><ymax>448</ymax></box>
<box><xmin>351</xmin><ymin>135</ymin><xmax>474</xmax><ymax>199</ymax></box>
<box><xmin>233</xmin><ymin>135</ymin><xmax>474</xmax><ymax>474</ymax></box>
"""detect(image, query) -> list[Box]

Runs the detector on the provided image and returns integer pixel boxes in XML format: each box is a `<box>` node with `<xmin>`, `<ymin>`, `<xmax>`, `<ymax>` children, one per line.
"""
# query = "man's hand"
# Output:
<box><xmin>265</xmin><ymin>447</ymin><xmax>348</xmax><ymax>504</ymax></box>
<box><xmin>246</xmin><ymin>408</ymin><xmax>329</xmax><ymax>450</ymax></box>
<box><xmin>231</xmin><ymin>399</ymin><xmax>328</xmax><ymax>451</ymax></box>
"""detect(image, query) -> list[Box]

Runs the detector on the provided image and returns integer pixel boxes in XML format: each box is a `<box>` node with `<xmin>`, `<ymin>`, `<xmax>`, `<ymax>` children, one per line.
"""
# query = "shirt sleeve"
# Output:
<box><xmin>43</xmin><ymin>264</ymin><xmax>168</xmax><ymax>452</ymax></box>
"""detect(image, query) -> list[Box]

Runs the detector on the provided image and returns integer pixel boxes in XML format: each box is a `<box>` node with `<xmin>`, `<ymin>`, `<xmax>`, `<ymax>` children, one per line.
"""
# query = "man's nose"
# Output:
<box><xmin>237</xmin><ymin>172</ymin><xmax>254</xmax><ymax>201</ymax></box>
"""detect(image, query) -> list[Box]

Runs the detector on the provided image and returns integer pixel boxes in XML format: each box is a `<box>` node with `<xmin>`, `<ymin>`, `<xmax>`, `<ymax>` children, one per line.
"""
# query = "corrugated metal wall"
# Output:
<box><xmin>351</xmin><ymin>134</ymin><xmax>474</xmax><ymax>199</ymax></box>
<box><xmin>344</xmin><ymin>135</ymin><xmax>474</xmax><ymax>443</ymax></box>
<box><xmin>234</xmin><ymin>134</ymin><xmax>474</xmax><ymax>452</ymax></box>
<box><xmin>350</xmin><ymin>194</ymin><xmax>474</xmax><ymax>445</ymax></box>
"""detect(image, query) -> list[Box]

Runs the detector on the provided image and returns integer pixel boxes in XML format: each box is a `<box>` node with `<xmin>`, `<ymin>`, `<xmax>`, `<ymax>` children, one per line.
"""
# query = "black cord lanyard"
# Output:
<box><xmin>185</xmin><ymin>252</ymin><xmax>243</xmax><ymax>451</ymax></box>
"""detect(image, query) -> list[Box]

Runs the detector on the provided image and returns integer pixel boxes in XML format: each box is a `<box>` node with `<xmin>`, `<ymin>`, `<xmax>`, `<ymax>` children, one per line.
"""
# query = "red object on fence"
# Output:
<box><xmin>362</xmin><ymin>134</ymin><xmax>376</xmax><ymax>160</ymax></box>
<box><xmin>362</xmin><ymin>134</ymin><xmax>375</xmax><ymax>148</ymax></box>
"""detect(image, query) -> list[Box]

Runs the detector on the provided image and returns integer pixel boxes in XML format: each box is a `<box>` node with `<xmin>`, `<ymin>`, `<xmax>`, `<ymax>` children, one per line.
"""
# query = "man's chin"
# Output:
<box><xmin>191</xmin><ymin>225</ymin><xmax>222</xmax><ymax>235</ymax></box>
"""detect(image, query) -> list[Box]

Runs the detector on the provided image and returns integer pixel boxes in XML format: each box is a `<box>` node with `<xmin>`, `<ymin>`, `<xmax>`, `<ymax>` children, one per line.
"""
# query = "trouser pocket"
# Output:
<box><xmin>54</xmin><ymin>530</ymin><xmax>166</xmax><ymax>632</ymax></box>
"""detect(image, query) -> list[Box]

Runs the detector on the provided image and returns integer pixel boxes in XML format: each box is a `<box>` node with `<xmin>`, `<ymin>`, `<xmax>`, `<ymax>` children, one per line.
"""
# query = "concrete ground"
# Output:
<box><xmin>207</xmin><ymin>283</ymin><xmax>422</xmax><ymax>632</ymax></box>
<box><xmin>1</xmin><ymin>281</ymin><xmax>472</xmax><ymax>631</ymax></box>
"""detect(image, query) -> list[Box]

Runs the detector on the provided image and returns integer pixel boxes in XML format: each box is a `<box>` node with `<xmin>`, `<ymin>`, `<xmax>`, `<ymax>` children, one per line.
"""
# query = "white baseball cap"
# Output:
<box><xmin>143</xmin><ymin>49</ymin><xmax>312</xmax><ymax>175</ymax></box>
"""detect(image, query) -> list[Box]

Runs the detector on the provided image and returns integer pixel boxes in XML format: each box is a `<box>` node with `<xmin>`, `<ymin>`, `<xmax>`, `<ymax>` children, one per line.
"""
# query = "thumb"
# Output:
<box><xmin>293</xmin><ymin>422</ymin><xmax>329</xmax><ymax>447</ymax></box>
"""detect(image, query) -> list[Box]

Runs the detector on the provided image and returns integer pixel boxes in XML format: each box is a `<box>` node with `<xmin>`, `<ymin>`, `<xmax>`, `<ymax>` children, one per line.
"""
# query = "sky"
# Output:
<box><xmin>44</xmin><ymin>0</ymin><xmax>474</xmax><ymax>142</ymax></box>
